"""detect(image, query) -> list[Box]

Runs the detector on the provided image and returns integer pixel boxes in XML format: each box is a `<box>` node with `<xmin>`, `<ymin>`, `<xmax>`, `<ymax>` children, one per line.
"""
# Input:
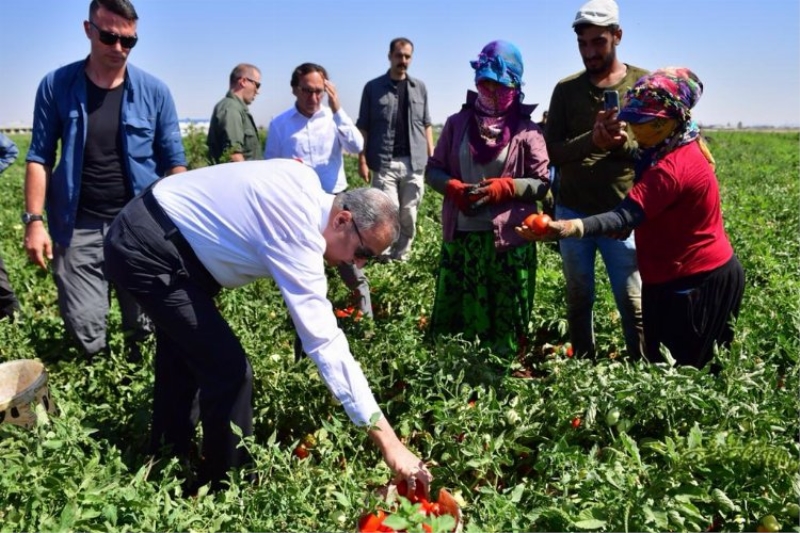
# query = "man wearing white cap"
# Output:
<box><xmin>544</xmin><ymin>0</ymin><xmax>648</xmax><ymax>361</ymax></box>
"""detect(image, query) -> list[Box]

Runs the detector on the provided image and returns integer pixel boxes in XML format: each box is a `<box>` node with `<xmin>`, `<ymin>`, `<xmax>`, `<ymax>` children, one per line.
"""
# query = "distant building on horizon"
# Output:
<box><xmin>179</xmin><ymin>118</ymin><xmax>210</xmax><ymax>137</ymax></box>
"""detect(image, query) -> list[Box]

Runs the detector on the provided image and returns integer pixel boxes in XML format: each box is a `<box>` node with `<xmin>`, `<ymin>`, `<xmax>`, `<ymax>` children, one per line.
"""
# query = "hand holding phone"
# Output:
<box><xmin>603</xmin><ymin>89</ymin><xmax>620</xmax><ymax>111</ymax></box>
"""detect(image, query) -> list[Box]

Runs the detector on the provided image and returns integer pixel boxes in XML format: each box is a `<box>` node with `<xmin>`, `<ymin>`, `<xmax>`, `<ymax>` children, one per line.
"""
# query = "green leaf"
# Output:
<box><xmin>573</xmin><ymin>518</ymin><xmax>607</xmax><ymax>529</ymax></box>
<box><xmin>331</xmin><ymin>490</ymin><xmax>351</xmax><ymax>507</ymax></box>
<box><xmin>687</xmin><ymin>423</ymin><xmax>704</xmax><ymax>450</ymax></box>
<box><xmin>509</xmin><ymin>482</ymin><xmax>525</xmax><ymax>503</ymax></box>
<box><xmin>383</xmin><ymin>514</ymin><xmax>409</xmax><ymax>531</ymax></box>
<box><xmin>711</xmin><ymin>488</ymin><xmax>739</xmax><ymax>512</ymax></box>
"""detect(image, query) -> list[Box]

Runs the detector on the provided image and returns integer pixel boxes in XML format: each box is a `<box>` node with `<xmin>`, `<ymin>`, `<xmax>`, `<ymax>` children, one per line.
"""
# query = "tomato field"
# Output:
<box><xmin>0</xmin><ymin>131</ymin><xmax>797</xmax><ymax>532</ymax></box>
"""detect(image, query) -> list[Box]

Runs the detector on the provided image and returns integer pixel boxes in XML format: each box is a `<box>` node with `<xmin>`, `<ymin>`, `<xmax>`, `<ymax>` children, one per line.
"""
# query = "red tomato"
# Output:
<box><xmin>293</xmin><ymin>443</ymin><xmax>309</xmax><ymax>459</ymax></box>
<box><xmin>419</xmin><ymin>498</ymin><xmax>434</xmax><ymax>514</ymax></box>
<box><xmin>396</xmin><ymin>479</ymin><xmax>427</xmax><ymax>503</ymax></box>
<box><xmin>523</xmin><ymin>213</ymin><xmax>552</xmax><ymax>235</ymax></box>
<box><xmin>359</xmin><ymin>510</ymin><xmax>390</xmax><ymax>533</ymax></box>
<box><xmin>571</xmin><ymin>417</ymin><xmax>582</xmax><ymax>429</ymax></box>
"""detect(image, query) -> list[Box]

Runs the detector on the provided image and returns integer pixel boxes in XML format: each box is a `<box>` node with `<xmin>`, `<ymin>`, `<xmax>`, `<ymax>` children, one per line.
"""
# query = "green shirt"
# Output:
<box><xmin>207</xmin><ymin>91</ymin><xmax>263</xmax><ymax>163</ymax></box>
<box><xmin>545</xmin><ymin>64</ymin><xmax>649</xmax><ymax>215</ymax></box>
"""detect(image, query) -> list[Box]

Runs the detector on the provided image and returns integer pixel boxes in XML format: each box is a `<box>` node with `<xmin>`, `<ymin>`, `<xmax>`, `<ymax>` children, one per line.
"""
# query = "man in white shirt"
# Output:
<box><xmin>265</xmin><ymin>63</ymin><xmax>372</xmax><ymax>319</ymax></box>
<box><xmin>103</xmin><ymin>159</ymin><xmax>431</xmax><ymax>493</ymax></box>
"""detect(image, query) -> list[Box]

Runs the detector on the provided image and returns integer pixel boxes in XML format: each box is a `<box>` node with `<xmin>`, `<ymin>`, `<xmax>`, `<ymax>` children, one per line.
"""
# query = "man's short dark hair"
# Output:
<box><xmin>89</xmin><ymin>0</ymin><xmax>138</xmax><ymax>21</ymax></box>
<box><xmin>389</xmin><ymin>37</ymin><xmax>414</xmax><ymax>54</ymax></box>
<box><xmin>290</xmin><ymin>63</ymin><xmax>328</xmax><ymax>88</ymax></box>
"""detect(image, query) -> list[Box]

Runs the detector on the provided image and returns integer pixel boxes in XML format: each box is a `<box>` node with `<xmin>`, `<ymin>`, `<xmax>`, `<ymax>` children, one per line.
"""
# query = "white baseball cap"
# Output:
<box><xmin>572</xmin><ymin>0</ymin><xmax>620</xmax><ymax>27</ymax></box>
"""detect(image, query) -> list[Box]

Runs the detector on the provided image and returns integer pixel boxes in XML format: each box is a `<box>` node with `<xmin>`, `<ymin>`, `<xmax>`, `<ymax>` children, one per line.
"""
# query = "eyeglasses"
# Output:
<box><xmin>244</xmin><ymin>77</ymin><xmax>261</xmax><ymax>90</ymax></box>
<box><xmin>299</xmin><ymin>86</ymin><xmax>324</xmax><ymax>96</ymax></box>
<box><xmin>344</xmin><ymin>205</ymin><xmax>377</xmax><ymax>261</ymax></box>
<box><xmin>88</xmin><ymin>20</ymin><xmax>138</xmax><ymax>49</ymax></box>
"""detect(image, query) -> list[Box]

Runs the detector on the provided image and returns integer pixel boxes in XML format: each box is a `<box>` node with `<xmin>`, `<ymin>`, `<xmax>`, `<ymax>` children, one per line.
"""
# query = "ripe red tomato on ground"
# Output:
<box><xmin>358</xmin><ymin>510</ymin><xmax>395</xmax><ymax>533</ymax></box>
<box><xmin>571</xmin><ymin>417</ymin><xmax>582</xmax><ymax>429</ymax></box>
<box><xmin>523</xmin><ymin>213</ymin><xmax>552</xmax><ymax>235</ymax></box>
<box><xmin>293</xmin><ymin>443</ymin><xmax>309</xmax><ymax>459</ymax></box>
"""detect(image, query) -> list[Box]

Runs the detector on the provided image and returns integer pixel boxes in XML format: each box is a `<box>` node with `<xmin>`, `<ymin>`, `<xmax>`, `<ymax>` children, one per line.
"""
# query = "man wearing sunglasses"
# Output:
<box><xmin>24</xmin><ymin>0</ymin><xmax>186</xmax><ymax>363</ymax></box>
<box><xmin>104</xmin><ymin>158</ymin><xmax>433</xmax><ymax>495</ymax></box>
<box><xmin>265</xmin><ymin>63</ymin><xmax>372</xmax><ymax>321</ymax></box>
<box><xmin>207</xmin><ymin>63</ymin><xmax>263</xmax><ymax>164</ymax></box>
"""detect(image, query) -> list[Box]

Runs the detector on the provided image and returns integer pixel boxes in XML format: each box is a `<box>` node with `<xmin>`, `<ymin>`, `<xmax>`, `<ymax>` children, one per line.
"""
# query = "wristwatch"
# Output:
<box><xmin>21</xmin><ymin>212</ymin><xmax>44</xmax><ymax>225</ymax></box>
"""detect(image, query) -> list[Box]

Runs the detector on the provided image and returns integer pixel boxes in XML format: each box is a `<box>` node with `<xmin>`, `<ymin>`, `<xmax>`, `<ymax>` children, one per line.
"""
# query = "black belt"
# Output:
<box><xmin>141</xmin><ymin>188</ymin><xmax>221</xmax><ymax>295</ymax></box>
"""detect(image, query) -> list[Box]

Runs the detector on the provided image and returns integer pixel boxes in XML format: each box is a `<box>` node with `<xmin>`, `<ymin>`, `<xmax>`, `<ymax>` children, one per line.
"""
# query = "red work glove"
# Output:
<box><xmin>469</xmin><ymin>177</ymin><xmax>516</xmax><ymax>207</ymax></box>
<box><xmin>445</xmin><ymin>179</ymin><xmax>475</xmax><ymax>214</ymax></box>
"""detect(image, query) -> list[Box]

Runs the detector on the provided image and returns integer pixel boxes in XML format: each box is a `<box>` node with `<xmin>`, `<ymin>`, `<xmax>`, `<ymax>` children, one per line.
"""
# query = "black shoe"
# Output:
<box><xmin>126</xmin><ymin>342</ymin><xmax>143</xmax><ymax>363</ymax></box>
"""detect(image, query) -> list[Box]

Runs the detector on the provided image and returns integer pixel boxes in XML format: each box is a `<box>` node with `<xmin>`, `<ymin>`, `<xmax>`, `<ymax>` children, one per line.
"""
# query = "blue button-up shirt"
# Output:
<box><xmin>0</xmin><ymin>133</ymin><xmax>19</xmax><ymax>174</ymax></box>
<box><xmin>26</xmin><ymin>58</ymin><xmax>186</xmax><ymax>246</ymax></box>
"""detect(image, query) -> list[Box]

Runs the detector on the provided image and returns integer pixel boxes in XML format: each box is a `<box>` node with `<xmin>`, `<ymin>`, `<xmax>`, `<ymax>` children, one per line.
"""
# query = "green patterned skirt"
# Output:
<box><xmin>430</xmin><ymin>231</ymin><xmax>537</xmax><ymax>356</ymax></box>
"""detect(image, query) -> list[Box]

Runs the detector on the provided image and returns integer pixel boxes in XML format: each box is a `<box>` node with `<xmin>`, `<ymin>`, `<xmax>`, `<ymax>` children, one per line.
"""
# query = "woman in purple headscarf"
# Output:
<box><xmin>425</xmin><ymin>40</ymin><xmax>551</xmax><ymax>358</ymax></box>
<box><xmin>517</xmin><ymin>68</ymin><xmax>744</xmax><ymax>370</ymax></box>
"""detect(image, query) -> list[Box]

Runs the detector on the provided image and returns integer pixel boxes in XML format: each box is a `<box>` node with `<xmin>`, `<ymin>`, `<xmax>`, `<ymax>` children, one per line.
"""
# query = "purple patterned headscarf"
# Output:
<box><xmin>468</xmin><ymin>40</ymin><xmax>525</xmax><ymax>165</ymax></box>
<box><xmin>619</xmin><ymin>68</ymin><xmax>711</xmax><ymax>175</ymax></box>
<box><xmin>470</xmin><ymin>40</ymin><xmax>524</xmax><ymax>88</ymax></box>
<box><xmin>618</xmin><ymin>67</ymin><xmax>703</xmax><ymax>124</ymax></box>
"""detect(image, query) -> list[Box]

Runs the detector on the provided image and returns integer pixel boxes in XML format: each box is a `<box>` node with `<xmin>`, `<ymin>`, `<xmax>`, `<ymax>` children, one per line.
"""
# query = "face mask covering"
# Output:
<box><xmin>630</xmin><ymin>117</ymin><xmax>678</xmax><ymax>148</ymax></box>
<box><xmin>476</xmin><ymin>83</ymin><xmax>517</xmax><ymax>115</ymax></box>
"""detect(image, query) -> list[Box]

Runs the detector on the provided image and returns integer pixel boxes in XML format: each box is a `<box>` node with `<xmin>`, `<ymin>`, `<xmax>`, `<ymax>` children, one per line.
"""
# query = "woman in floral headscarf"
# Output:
<box><xmin>425</xmin><ymin>40</ymin><xmax>550</xmax><ymax>358</ymax></box>
<box><xmin>517</xmin><ymin>68</ymin><xmax>744</xmax><ymax>370</ymax></box>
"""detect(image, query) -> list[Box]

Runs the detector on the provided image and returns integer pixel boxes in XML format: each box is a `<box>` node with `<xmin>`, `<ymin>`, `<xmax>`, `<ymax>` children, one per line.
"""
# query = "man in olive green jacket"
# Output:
<box><xmin>207</xmin><ymin>63</ymin><xmax>263</xmax><ymax>163</ymax></box>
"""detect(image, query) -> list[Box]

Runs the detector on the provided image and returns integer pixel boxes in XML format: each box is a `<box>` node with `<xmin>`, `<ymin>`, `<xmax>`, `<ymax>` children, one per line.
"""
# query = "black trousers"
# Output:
<box><xmin>104</xmin><ymin>191</ymin><xmax>253</xmax><ymax>489</ymax></box>
<box><xmin>642</xmin><ymin>255</ymin><xmax>745</xmax><ymax>370</ymax></box>
<box><xmin>0</xmin><ymin>254</ymin><xmax>20</xmax><ymax>319</ymax></box>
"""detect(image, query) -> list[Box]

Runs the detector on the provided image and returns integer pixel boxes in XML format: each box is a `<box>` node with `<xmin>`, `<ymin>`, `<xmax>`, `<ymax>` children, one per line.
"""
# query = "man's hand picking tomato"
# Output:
<box><xmin>396</xmin><ymin>478</ymin><xmax>428</xmax><ymax>503</ymax></box>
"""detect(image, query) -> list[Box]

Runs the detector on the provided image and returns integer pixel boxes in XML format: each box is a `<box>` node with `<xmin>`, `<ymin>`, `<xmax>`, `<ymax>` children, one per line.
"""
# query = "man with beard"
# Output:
<box><xmin>357</xmin><ymin>37</ymin><xmax>434</xmax><ymax>262</ymax></box>
<box><xmin>544</xmin><ymin>0</ymin><xmax>647</xmax><ymax>361</ymax></box>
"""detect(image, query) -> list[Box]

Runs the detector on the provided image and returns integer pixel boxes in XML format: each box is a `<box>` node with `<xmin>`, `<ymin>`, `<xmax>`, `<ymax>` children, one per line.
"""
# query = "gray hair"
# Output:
<box><xmin>229</xmin><ymin>63</ymin><xmax>260</xmax><ymax>88</ymax></box>
<box><xmin>335</xmin><ymin>188</ymin><xmax>400</xmax><ymax>243</ymax></box>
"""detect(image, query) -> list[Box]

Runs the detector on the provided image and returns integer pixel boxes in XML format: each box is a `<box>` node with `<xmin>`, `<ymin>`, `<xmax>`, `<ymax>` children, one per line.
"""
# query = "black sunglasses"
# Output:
<box><xmin>343</xmin><ymin>205</ymin><xmax>377</xmax><ymax>261</ymax></box>
<box><xmin>299</xmin><ymin>86</ymin><xmax>324</xmax><ymax>96</ymax></box>
<box><xmin>89</xmin><ymin>20</ymin><xmax>138</xmax><ymax>49</ymax></box>
<box><xmin>244</xmin><ymin>77</ymin><xmax>261</xmax><ymax>90</ymax></box>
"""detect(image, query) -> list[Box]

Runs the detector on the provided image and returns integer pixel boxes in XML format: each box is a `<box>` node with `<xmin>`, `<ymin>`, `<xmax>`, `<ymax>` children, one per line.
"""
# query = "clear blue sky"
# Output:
<box><xmin>2</xmin><ymin>0</ymin><xmax>798</xmax><ymax>129</ymax></box>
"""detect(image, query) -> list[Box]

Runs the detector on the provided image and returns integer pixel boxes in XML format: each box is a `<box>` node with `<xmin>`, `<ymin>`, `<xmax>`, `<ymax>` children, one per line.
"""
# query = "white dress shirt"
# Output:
<box><xmin>152</xmin><ymin>159</ymin><xmax>381</xmax><ymax>426</ymax></box>
<box><xmin>265</xmin><ymin>106</ymin><xmax>363</xmax><ymax>194</ymax></box>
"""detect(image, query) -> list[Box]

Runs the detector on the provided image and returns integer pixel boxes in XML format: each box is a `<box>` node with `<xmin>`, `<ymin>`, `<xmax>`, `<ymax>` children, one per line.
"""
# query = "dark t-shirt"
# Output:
<box><xmin>545</xmin><ymin>65</ymin><xmax>649</xmax><ymax>215</ymax></box>
<box><xmin>80</xmin><ymin>76</ymin><xmax>131</xmax><ymax>219</ymax></box>
<box><xmin>392</xmin><ymin>79</ymin><xmax>410</xmax><ymax>158</ymax></box>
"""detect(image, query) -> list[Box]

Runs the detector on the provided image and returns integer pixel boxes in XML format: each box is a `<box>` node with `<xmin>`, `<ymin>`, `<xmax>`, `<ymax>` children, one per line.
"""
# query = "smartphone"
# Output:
<box><xmin>603</xmin><ymin>89</ymin><xmax>620</xmax><ymax>111</ymax></box>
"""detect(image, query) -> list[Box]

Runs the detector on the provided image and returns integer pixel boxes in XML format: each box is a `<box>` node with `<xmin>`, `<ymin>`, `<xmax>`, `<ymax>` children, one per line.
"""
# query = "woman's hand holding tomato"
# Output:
<box><xmin>523</xmin><ymin>213</ymin><xmax>551</xmax><ymax>234</ymax></box>
<box><xmin>516</xmin><ymin>214</ymin><xmax>584</xmax><ymax>241</ymax></box>
<box><xmin>516</xmin><ymin>213</ymin><xmax>557</xmax><ymax>241</ymax></box>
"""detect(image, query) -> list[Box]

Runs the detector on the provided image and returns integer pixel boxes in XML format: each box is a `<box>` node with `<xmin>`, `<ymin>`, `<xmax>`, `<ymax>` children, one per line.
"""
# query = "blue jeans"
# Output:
<box><xmin>556</xmin><ymin>204</ymin><xmax>644</xmax><ymax>359</ymax></box>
